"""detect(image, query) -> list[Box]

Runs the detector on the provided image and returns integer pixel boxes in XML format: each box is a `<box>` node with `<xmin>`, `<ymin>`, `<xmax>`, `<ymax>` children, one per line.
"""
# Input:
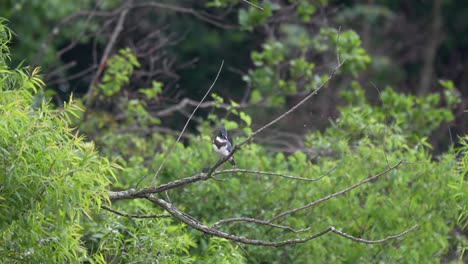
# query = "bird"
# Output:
<box><xmin>212</xmin><ymin>127</ymin><xmax>236</xmax><ymax>166</ymax></box>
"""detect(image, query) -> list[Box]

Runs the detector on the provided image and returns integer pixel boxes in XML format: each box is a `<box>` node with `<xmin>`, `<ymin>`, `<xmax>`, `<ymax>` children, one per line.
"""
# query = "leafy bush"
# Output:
<box><xmin>0</xmin><ymin>24</ymin><xmax>114</xmax><ymax>261</ymax></box>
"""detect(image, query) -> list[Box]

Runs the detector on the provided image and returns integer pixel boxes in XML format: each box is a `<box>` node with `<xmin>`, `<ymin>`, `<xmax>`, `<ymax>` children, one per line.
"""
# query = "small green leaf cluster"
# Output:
<box><xmin>97</xmin><ymin>48</ymin><xmax>140</xmax><ymax>97</ymax></box>
<box><xmin>243</xmin><ymin>27</ymin><xmax>370</xmax><ymax>108</ymax></box>
<box><xmin>207</xmin><ymin>93</ymin><xmax>252</xmax><ymax>135</ymax></box>
<box><xmin>339</xmin><ymin>82</ymin><xmax>455</xmax><ymax>144</ymax></box>
<box><xmin>239</xmin><ymin>2</ymin><xmax>278</xmax><ymax>31</ymax></box>
<box><xmin>139</xmin><ymin>80</ymin><xmax>163</xmax><ymax>100</ymax></box>
<box><xmin>311</xmin><ymin>28</ymin><xmax>371</xmax><ymax>76</ymax></box>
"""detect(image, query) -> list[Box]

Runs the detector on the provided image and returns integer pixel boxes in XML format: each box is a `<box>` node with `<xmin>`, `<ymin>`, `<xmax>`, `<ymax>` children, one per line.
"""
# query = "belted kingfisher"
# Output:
<box><xmin>212</xmin><ymin>127</ymin><xmax>236</xmax><ymax>166</ymax></box>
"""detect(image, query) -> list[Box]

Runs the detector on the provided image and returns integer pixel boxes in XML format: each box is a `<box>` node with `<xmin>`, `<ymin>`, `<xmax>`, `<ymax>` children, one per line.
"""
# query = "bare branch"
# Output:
<box><xmin>336</xmin><ymin>26</ymin><xmax>342</xmax><ymax>65</ymax></box>
<box><xmin>131</xmin><ymin>2</ymin><xmax>235</xmax><ymax>29</ymax></box>
<box><xmin>212</xmin><ymin>217</ymin><xmax>312</xmax><ymax>233</ymax></box>
<box><xmin>108</xmin><ymin>165</ymin><xmax>329</xmax><ymax>201</ymax></box>
<box><xmin>151</xmin><ymin>97</ymin><xmax>246</xmax><ymax>118</ymax></box>
<box><xmin>109</xmin><ymin>173</ymin><xmax>208</xmax><ymax>201</ymax></box>
<box><xmin>101</xmin><ymin>205</ymin><xmax>170</xmax><ymax>219</ymax></box>
<box><xmin>269</xmin><ymin>160</ymin><xmax>404</xmax><ymax>223</ymax></box>
<box><xmin>46</xmin><ymin>65</ymin><xmax>97</xmax><ymax>86</ymax></box>
<box><xmin>146</xmin><ymin>195</ymin><xmax>418</xmax><ymax>246</ymax></box>
<box><xmin>331</xmin><ymin>225</ymin><xmax>419</xmax><ymax>244</ymax></box>
<box><xmin>213</xmin><ymin>168</ymin><xmax>329</xmax><ymax>182</ymax></box>
<box><xmin>31</xmin><ymin>8</ymin><xmax>118</xmax><ymax>66</ymax></box>
<box><xmin>242</xmin><ymin>0</ymin><xmax>264</xmax><ymax>10</ymax></box>
<box><xmin>145</xmin><ymin>195</ymin><xmax>331</xmax><ymax>246</ymax></box>
<box><xmin>143</xmin><ymin>60</ymin><xmax>224</xmax><ymax>186</ymax></box>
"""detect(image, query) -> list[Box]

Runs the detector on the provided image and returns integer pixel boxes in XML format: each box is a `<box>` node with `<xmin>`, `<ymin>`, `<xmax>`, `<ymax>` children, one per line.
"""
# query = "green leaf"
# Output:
<box><xmin>222</xmin><ymin>119</ymin><xmax>238</xmax><ymax>130</ymax></box>
<box><xmin>239</xmin><ymin>111</ymin><xmax>252</xmax><ymax>126</ymax></box>
<box><xmin>249</xmin><ymin>90</ymin><xmax>262</xmax><ymax>104</ymax></box>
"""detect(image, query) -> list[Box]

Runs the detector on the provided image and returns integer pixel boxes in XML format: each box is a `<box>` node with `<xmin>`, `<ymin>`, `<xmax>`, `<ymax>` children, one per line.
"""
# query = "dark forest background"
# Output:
<box><xmin>2</xmin><ymin>0</ymin><xmax>468</xmax><ymax>145</ymax></box>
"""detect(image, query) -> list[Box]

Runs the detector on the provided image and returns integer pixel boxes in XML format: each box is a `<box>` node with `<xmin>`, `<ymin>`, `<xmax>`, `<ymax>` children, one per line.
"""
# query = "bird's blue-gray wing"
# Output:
<box><xmin>226</xmin><ymin>140</ymin><xmax>232</xmax><ymax>152</ymax></box>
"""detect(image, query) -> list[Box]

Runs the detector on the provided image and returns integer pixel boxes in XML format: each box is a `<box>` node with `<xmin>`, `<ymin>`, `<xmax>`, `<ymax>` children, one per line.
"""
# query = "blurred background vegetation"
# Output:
<box><xmin>0</xmin><ymin>0</ymin><xmax>467</xmax><ymax>263</ymax></box>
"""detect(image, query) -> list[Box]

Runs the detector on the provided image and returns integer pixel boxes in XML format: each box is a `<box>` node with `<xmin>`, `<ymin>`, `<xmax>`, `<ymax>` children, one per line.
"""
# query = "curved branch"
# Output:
<box><xmin>212</xmin><ymin>217</ymin><xmax>312</xmax><ymax>233</ymax></box>
<box><xmin>147</xmin><ymin>195</ymin><xmax>418</xmax><ymax>246</ymax></box>
<box><xmin>147</xmin><ymin>60</ymin><xmax>224</xmax><ymax>186</ymax></box>
<box><xmin>101</xmin><ymin>205</ymin><xmax>171</xmax><ymax>219</ymax></box>
<box><xmin>242</xmin><ymin>0</ymin><xmax>264</xmax><ymax>10</ymax></box>
<box><xmin>151</xmin><ymin>98</ymin><xmax>246</xmax><ymax>117</ymax></box>
<box><xmin>331</xmin><ymin>225</ymin><xmax>419</xmax><ymax>244</ymax></box>
<box><xmin>109</xmin><ymin>172</ymin><xmax>209</xmax><ymax>201</ymax></box>
<box><xmin>108</xmin><ymin>165</ymin><xmax>327</xmax><ymax>201</ymax></box>
<box><xmin>131</xmin><ymin>3</ymin><xmax>235</xmax><ymax>29</ymax></box>
<box><xmin>269</xmin><ymin>160</ymin><xmax>404</xmax><ymax>223</ymax></box>
<box><xmin>213</xmin><ymin>168</ymin><xmax>329</xmax><ymax>182</ymax></box>
<box><xmin>235</xmin><ymin>62</ymin><xmax>343</xmax><ymax>149</ymax></box>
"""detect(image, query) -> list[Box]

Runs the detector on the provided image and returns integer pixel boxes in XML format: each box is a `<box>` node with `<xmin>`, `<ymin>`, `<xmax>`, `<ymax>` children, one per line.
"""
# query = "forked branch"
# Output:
<box><xmin>269</xmin><ymin>160</ymin><xmax>405</xmax><ymax>223</ymax></box>
<box><xmin>146</xmin><ymin>195</ymin><xmax>418</xmax><ymax>247</ymax></box>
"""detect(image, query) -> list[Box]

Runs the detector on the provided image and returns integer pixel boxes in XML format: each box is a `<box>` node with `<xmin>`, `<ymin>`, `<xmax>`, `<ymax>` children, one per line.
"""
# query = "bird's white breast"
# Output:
<box><xmin>213</xmin><ymin>143</ymin><xmax>230</xmax><ymax>157</ymax></box>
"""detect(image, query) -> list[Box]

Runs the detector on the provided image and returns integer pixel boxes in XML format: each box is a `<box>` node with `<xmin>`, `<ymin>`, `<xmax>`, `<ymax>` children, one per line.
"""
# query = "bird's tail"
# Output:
<box><xmin>229</xmin><ymin>158</ymin><xmax>236</xmax><ymax>166</ymax></box>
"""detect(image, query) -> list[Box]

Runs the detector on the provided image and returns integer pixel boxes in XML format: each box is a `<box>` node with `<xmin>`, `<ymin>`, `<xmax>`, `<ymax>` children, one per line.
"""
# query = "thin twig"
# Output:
<box><xmin>131</xmin><ymin>2</ymin><xmax>235</xmax><ymax>29</ymax></box>
<box><xmin>269</xmin><ymin>160</ymin><xmax>404</xmax><ymax>222</ymax></box>
<box><xmin>207</xmin><ymin>62</ymin><xmax>343</xmax><ymax>172</ymax></box>
<box><xmin>150</xmin><ymin>97</ymin><xmax>245</xmax><ymax>117</ymax></box>
<box><xmin>336</xmin><ymin>26</ymin><xmax>342</xmax><ymax>65</ymax></box>
<box><xmin>146</xmin><ymin>195</ymin><xmax>418</xmax><ymax>246</ymax></box>
<box><xmin>101</xmin><ymin>205</ymin><xmax>171</xmax><ymax>219</ymax></box>
<box><xmin>141</xmin><ymin>60</ymin><xmax>224</xmax><ymax>187</ymax></box>
<box><xmin>47</xmin><ymin>65</ymin><xmax>97</xmax><ymax>85</ymax></box>
<box><xmin>237</xmin><ymin>62</ymin><xmax>343</xmax><ymax>149</ymax></box>
<box><xmin>370</xmin><ymin>81</ymin><xmax>391</xmax><ymax>169</ymax></box>
<box><xmin>213</xmin><ymin>168</ymin><xmax>329</xmax><ymax>182</ymax></box>
<box><xmin>330</xmin><ymin>225</ymin><xmax>419</xmax><ymax>244</ymax></box>
<box><xmin>44</xmin><ymin>61</ymin><xmax>77</xmax><ymax>80</ymax></box>
<box><xmin>212</xmin><ymin>217</ymin><xmax>312</xmax><ymax>233</ymax></box>
<box><xmin>242</xmin><ymin>0</ymin><xmax>264</xmax><ymax>10</ymax></box>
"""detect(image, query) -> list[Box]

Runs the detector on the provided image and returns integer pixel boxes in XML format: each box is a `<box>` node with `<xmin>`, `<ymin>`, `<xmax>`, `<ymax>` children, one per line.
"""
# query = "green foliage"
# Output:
<box><xmin>239</xmin><ymin>2</ymin><xmax>278</xmax><ymax>31</ymax></box>
<box><xmin>455</xmin><ymin>137</ymin><xmax>468</xmax><ymax>229</ymax></box>
<box><xmin>311</xmin><ymin>27</ymin><xmax>371</xmax><ymax>76</ymax></box>
<box><xmin>296</xmin><ymin>0</ymin><xmax>317</xmax><ymax>22</ymax></box>
<box><xmin>244</xmin><ymin>26</ymin><xmax>370</xmax><ymax>108</ymax></box>
<box><xmin>97</xmin><ymin>48</ymin><xmax>140</xmax><ymax>97</ymax></box>
<box><xmin>452</xmin><ymin>138</ymin><xmax>468</xmax><ymax>261</ymax></box>
<box><xmin>0</xmin><ymin>18</ymin><xmax>12</xmax><ymax>63</ymax></box>
<box><xmin>139</xmin><ymin>81</ymin><xmax>163</xmax><ymax>100</ymax></box>
<box><xmin>0</xmin><ymin>24</ymin><xmax>206</xmax><ymax>263</ymax></box>
<box><xmin>0</xmin><ymin>58</ymin><xmax>114</xmax><ymax>262</ymax></box>
<box><xmin>198</xmin><ymin>237</ymin><xmax>245</xmax><ymax>263</ymax></box>
<box><xmin>83</xmin><ymin>213</ymin><xmax>198</xmax><ymax>263</ymax></box>
<box><xmin>340</xmin><ymin>82</ymin><xmax>454</xmax><ymax>144</ymax></box>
